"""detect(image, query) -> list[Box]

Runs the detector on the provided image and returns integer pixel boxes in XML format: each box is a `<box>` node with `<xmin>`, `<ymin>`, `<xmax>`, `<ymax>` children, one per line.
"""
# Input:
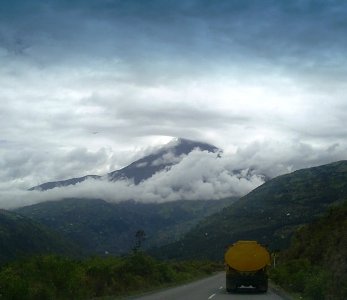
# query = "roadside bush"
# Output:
<box><xmin>0</xmin><ymin>255</ymin><xmax>87</xmax><ymax>300</ymax></box>
<box><xmin>270</xmin><ymin>260</ymin><xmax>331</xmax><ymax>300</ymax></box>
<box><xmin>303</xmin><ymin>269</ymin><xmax>329</xmax><ymax>300</ymax></box>
<box><xmin>0</xmin><ymin>253</ymin><xmax>219</xmax><ymax>299</ymax></box>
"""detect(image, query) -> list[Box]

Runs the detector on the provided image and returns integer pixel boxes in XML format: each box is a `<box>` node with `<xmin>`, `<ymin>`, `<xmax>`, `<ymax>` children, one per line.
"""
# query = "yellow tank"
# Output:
<box><xmin>225</xmin><ymin>240</ymin><xmax>270</xmax><ymax>272</ymax></box>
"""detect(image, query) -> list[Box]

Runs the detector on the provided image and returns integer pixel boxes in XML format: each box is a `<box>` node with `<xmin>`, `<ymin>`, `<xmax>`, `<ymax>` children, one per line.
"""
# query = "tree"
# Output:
<box><xmin>133</xmin><ymin>230</ymin><xmax>146</xmax><ymax>253</ymax></box>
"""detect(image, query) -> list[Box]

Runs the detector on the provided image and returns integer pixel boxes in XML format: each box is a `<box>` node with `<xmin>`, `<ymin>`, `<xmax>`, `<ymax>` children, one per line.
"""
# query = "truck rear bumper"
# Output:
<box><xmin>226</xmin><ymin>271</ymin><xmax>268</xmax><ymax>291</ymax></box>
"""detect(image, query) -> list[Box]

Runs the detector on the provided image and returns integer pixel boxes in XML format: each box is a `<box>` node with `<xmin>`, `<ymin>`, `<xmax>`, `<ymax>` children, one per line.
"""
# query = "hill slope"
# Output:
<box><xmin>271</xmin><ymin>201</ymin><xmax>347</xmax><ymax>299</ymax></box>
<box><xmin>152</xmin><ymin>160</ymin><xmax>347</xmax><ymax>260</ymax></box>
<box><xmin>0</xmin><ymin>210</ymin><xmax>79</xmax><ymax>264</ymax></box>
<box><xmin>15</xmin><ymin>197</ymin><xmax>237</xmax><ymax>255</ymax></box>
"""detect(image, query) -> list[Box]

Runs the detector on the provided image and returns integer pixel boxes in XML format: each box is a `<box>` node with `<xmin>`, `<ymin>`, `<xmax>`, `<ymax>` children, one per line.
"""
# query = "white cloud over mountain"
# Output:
<box><xmin>1</xmin><ymin>139</ymin><xmax>346</xmax><ymax>209</ymax></box>
<box><xmin>0</xmin><ymin>150</ymin><xmax>264</xmax><ymax>209</ymax></box>
<box><xmin>1</xmin><ymin>1</ymin><xmax>347</xmax><ymax>207</ymax></box>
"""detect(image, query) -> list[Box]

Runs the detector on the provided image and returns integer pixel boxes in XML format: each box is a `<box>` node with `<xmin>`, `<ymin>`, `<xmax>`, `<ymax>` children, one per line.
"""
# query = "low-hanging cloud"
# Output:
<box><xmin>0</xmin><ymin>150</ymin><xmax>265</xmax><ymax>209</ymax></box>
<box><xmin>2</xmin><ymin>139</ymin><xmax>347</xmax><ymax>210</ymax></box>
<box><xmin>1</xmin><ymin>1</ymin><xmax>347</xmax><ymax>210</ymax></box>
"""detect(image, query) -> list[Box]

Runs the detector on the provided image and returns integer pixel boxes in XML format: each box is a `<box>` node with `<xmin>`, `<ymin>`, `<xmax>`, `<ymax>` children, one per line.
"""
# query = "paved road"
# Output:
<box><xmin>133</xmin><ymin>273</ymin><xmax>288</xmax><ymax>300</ymax></box>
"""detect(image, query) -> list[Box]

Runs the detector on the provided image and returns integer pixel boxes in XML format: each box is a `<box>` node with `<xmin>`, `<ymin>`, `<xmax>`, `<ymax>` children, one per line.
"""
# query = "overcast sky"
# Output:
<box><xmin>1</xmin><ymin>0</ymin><xmax>347</xmax><ymax>207</ymax></box>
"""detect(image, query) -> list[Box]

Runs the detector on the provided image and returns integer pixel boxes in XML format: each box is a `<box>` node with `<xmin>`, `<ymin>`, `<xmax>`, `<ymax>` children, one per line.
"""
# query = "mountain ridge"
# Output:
<box><xmin>151</xmin><ymin>160</ymin><xmax>347</xmax><ymax>260</ymax></box>
<box><xmin>11</xmin><ymin>160</ymin><xmax>347</xmax><ymax>262</ymax></box>
<box><xmin>30</xmin><ymin>138</ymin><xmax>220</xmax><ymax>191</ymax></box>
<box><xmin>15</xmin><ymin>197</ymin><xmax>237</xmax><ymax>255</ymax></box>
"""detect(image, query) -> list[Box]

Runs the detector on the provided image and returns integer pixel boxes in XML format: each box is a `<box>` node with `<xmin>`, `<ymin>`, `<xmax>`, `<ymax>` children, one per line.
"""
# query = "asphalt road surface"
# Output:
<box><xmin>133</xmin><ymin>273</ymin><xmax>288</xmax><ymax>300</ymax></box>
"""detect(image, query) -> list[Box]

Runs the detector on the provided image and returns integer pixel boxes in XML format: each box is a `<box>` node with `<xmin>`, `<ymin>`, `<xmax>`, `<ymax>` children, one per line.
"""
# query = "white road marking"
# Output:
<box><xmin>208</xmin><ymin>294</ymin><xmax>216</xmax><ymax>299</ymax></box>
<box><xmin>219</xmin><ymin>286</ymin><xmax>223</xmax><ymax>289</ymax></box>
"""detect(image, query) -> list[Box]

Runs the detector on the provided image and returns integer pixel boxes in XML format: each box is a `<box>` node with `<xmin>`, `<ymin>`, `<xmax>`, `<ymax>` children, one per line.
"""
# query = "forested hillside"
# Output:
<box><xmin>271</xmin><ymin>201</ymin><xmax>347</xmax><ymax>299</ymax></box>
<box><xmin>15</xmin><ymin>197</ymin><xmax>237</xmax><ymax>255</ymax></box>
<box><xmin>152</xmin><ymin>161</ymin><xmax>347</xmax><ymax>260</ymax></box>
<box><xmin>0</xmin><ymin>210</ymin><xmax>78</xmax><ymax>264</ymax></box>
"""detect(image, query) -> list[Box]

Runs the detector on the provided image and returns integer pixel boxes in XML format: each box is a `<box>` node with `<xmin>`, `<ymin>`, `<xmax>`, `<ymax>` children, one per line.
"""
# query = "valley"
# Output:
<box><xmin>15</xmin><ymin>197</ymin><xmax>237</xmax><ymax>255</ymax></box>
<box><xmin>2</xmin><ymin>0</ymin><xmax>347</xmax><ymax>298</ymax></box>
<box><xmin>1</xmin><ymin>142</ymin><xmax>346</xmax><ymax>299</ymax></box>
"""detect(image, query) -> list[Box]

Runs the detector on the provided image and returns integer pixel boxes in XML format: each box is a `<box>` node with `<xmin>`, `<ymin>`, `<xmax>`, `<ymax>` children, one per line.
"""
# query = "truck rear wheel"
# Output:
<box><xmin>226</xmin><ymin>286</ymin><xmax>237</xmax><ymax>293</ymax></box>
<box><xmin>257</xmin><ymin>282</ymin><xmax>268</xmax><ymax>293</ymax></box>
<box><xmin>226</xmin><ymin>280</ymin><xmax>237</xmax><ymax>293</ymax></box>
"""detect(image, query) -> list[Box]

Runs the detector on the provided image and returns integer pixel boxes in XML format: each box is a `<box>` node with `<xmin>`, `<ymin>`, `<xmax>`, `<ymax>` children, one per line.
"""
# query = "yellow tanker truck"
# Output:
<box><xmin>225</xmin><ymin>240</ymin><xmax>270</xmax><ymax>293</ymax></box>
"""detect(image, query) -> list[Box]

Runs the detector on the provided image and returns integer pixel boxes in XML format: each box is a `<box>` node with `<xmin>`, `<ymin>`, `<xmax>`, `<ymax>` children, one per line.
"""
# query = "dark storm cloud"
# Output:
<box><xmin>2</xmin><ymin>0</ymin><xmax>347</xmax><ymax>71</ymax></box>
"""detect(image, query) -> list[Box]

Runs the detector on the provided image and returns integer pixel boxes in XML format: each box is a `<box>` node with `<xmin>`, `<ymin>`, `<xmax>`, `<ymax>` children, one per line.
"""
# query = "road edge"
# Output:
<box><xmin>118</xmin><ymin>272</ymin><xmax>224</xmax><ymax>300</ymax></box>
<box><xmin>269</xmin><ymin>281</ymin><xmax>295</xmax><ymax>300</ymax></box>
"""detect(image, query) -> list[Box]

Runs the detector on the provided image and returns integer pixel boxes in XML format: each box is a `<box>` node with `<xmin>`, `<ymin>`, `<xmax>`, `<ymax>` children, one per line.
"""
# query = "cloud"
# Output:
<box><xmin>1</xmin><ymin>141</ymin><xmax>346</xmax><ymax>210</ymax></box>
<box><xmin>0</xmin><ymin>150</ymin><xmax>265</xmax><ymax>209</ymax></box>
<box><xmin>232</xmin><ymin>139</ymin><xmax>347</xmax><ymax>178</ymax></box>
<box><xmin>1</xmin><ymin>0</ymin><xmax>347</xmax><ymax>207</ymax></box>
<box><xmin>151</xmin><ymin>151</ymin><xmax>184</xmax><ymax>166</ymax></box>
<box><xmin>0</xmin><ymin>146</ymin><xmax>121</xmax><ymax>190</ymax></box>
<box><xmin>2</xmin><ymin>0</ymin><xmax>347</xmax><ymax>70</ymax></box>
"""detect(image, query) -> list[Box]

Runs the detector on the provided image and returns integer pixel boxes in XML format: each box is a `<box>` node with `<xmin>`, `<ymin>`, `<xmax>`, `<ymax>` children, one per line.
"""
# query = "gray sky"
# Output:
<box><xmin>1</xmin><ymin>0</ymin><xmax>347</xmax><ymax>207</ymax></box>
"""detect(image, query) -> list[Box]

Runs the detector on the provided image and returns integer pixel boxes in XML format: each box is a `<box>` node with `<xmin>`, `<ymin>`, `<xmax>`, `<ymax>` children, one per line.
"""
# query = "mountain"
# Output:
<box><xmin>28</xmin><ymin>175</ymin><xmax>101</xmax><ymax>192</ymax></box>
<box><xmin>15</xmin><ymin>197</ymin><xmax>237</xmax><ymax>255</ymax></box>
<box><xmin>107</xmin><ymin>138</ymin><xmax>219</xmax><ymax>183</ymax></box>
<box><xmin>30</xmin><ymin>138</ymin><xmax>220</xmax><ymax>191</ymax></box>
<box><xmin>0</xmin><ymin>209</ymin><xmax>79</xmax><ymax>264</ymax></box>
<box><xmin>151</xmin><ymin>160</ymin><xmax>347</xmax><ymax>261</ymax></box>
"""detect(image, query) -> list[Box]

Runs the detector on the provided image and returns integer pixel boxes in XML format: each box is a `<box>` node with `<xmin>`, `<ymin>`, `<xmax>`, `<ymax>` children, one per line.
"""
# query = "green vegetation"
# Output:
<box><xmin>270</xmin><ymin>201</ymin><xmax>347</xmax><ymax>300</ymax></box>
<box><xmin>0</xmin><ymin>210</ymin><xmax>79</xmax><ymax>265</ymax></box>
<box><xmin>153</xmin><ymin>161</ymin><xmax>347</xmax><ymax>260</ymax></box>
<box><xmin>4</xmin><ymin>161</ymin><xmax>347</xmax><ymax>299</ymax></box>
<box><xmin>15</xmin><ymin>197</ymin><xmax>237</xmax><ymax>255</ymax></box>
<box><xmin>0</xmin><ymin>252</ymin><xmax>220</xmax><ymax>300</ymax></box>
